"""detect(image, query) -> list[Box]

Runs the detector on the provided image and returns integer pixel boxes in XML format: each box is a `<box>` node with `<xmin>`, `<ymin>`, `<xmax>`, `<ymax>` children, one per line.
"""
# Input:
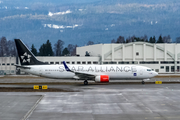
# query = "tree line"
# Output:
<box><xmin>0</xmin><ymin>37</ymin><xmax>16</xmax><ymax>57</ymax></box>
<box><xmin>111</xmin><ymin>35</ymin><xmax>172</xmax><ymax>44</ymax></box>
<box><xmin>31</xmin><ymin>39</ymin><xmax>77</xmax><ymax>56</ymax></box>
<box><xmin>0</xmin><ymin>35</ymin><xmax>180</xmax><ymax>57</ymax></box>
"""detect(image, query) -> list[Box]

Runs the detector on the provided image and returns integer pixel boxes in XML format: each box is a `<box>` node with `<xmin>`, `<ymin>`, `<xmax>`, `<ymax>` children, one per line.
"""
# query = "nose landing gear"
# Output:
<box><xmin>84</xmin><ymin>80</ymin><xmax>88</xmax><ymax>85</ymax></box>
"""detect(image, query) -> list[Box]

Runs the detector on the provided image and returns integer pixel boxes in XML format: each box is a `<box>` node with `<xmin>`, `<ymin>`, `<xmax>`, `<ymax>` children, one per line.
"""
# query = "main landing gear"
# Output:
<box><xmin>84</xmin><ymin>80</ymin><xmax>88</xmax><ymax>85</ymax></box>
<box><xmin>142</xmin><ymin>81</ymin><xmax>145</xmax><ymax>84</ymax></box>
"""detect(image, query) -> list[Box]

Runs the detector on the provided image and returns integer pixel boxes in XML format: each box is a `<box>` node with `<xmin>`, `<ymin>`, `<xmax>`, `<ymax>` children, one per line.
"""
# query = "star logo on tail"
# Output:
<box><xmin>21</xmin><ymin>52</ymin><xmax>31</xmax><ymax>63</ymax></box>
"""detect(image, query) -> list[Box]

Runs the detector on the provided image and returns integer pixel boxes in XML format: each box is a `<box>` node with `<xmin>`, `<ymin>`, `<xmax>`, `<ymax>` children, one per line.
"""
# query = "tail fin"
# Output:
<box><xmin>14</xmin><ymin>39</ymin><xmax>48</xmax><ymax>65</ymax></box>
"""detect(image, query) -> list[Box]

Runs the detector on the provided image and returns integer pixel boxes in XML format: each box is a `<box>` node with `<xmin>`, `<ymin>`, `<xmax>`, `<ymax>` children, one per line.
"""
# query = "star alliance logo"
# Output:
<box><xmin>21</xmin><ymin>52</ymin><xmax>31</xmax><ymax>63</ymax></box>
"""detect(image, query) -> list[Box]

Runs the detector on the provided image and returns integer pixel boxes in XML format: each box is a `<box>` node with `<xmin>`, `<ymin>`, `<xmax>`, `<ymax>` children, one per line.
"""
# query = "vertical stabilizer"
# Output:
<box><xmin>14</xmin><ymin>39</ymin><xmax>48</xmax><ymax>65</ymax></box>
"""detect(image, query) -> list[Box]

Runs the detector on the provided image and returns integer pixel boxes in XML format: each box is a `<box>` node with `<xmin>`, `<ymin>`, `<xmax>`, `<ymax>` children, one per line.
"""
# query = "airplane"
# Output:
<box><xmin>14</xmin><ymin>39</ymin><xmax>158</xmax><ymax>85</ymax></box>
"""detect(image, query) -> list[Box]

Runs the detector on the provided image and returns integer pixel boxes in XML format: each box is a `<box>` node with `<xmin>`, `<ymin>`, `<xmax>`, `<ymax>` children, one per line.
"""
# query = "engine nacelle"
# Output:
<box><xmin>95</xmin><ymin>75</ymin><xmax>109</xmax><ymax>83</ymax></box>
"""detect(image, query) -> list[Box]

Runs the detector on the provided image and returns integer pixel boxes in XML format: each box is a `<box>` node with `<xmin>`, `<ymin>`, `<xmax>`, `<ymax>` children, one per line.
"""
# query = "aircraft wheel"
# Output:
<box><xmin>84</xmin><ymin>80</ymin><xmax>88</xmax><ymax>85</ymax></box>
<box><xmin>142</xmin><ymin>81</ymin><xmax>145</xmax><ymax>84</ymax></box>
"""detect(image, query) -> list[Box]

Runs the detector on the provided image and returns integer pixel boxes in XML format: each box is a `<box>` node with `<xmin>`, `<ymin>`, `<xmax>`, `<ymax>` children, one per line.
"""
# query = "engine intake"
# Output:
<box><xmin>95</xmin><ymin>75</ymin><xmax>109</xmax><ymax>82</ymax></box>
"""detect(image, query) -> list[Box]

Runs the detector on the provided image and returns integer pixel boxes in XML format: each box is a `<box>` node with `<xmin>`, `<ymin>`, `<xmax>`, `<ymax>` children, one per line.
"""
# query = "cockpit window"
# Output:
<box><xmin>147</xmin><ymin>69</ymin><xmax>151</xmax><ymax>71</ymax></box>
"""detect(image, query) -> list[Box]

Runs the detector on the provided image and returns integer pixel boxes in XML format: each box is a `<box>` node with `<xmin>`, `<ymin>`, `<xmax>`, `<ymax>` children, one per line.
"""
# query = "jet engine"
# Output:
<box><xmin>95</xmin><ymin>75</ymin><xmax>109</xmax><ymax>82</ymax></box>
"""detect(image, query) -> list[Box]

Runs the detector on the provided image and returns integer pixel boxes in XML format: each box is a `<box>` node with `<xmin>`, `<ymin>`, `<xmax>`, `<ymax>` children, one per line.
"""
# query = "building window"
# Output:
<box><xmin>177</xmin><ymin>66</ymin><xmax>180</xmax><ymax>72</ymax></box>
<box><xmin>131</xmin><ymin>61</ymin><xmax>138</xmax><ymax>64</ymax></box>
<box><xmin>72</xmin><ymin>61</ymin><xmax>75</xmax><ymax>64</ymax></box>
<box><xmin>55</xmin><ymin>62</ymin><xmax>59</xmax><ymax>64</ymax></box>
<box><xmin>166</xmin><ymin>66</ymin><xmax>169</xmax><ymax>72</ymax></box>
<box><xmin>140</xmin><ymin>61</ymin><xmax>159</xmax><ymax>64</ymax></box>
<box><xmin>50</xmin><ymin>62</ymin><xmax>54</xmax><ymax>64</ymax></box>
<box><xmin>177</xmin><ymin>66</ymin><xmax>179</xmax><ymax>72</ymax></box>
<box><xmin>171</xmin><ymin>66</ymin><xmax>175</xmax><ymax>72</ymax></box>
<box><xmin>136</xmin><ymin>52</ymin><xmax>139</xmax><ymax>56</ymax></box>
<box><xmin>93</xmin><ymin>61</ymin><xmax>98</xmax><ymax>64</ymax></box>
<box><xmin>155</xmin><ymin>69</ymin><xmax>159</xmax><ymax>72</ymax></box>
<box><xmin>160</xmin><ymin>66</ymin><xmax>164</xmax><ymax>69</ymax></box>
<box><xmin>11</xmin><ymin>63</ymin><xmax>14</xmax><ymax>65</ymax></box>
<box><xmin>177</xmin><ymin>61</ymin><xmax>179</xmax><ymax>64</ymax></box>
<box><xmin>103</xmin><ymin>62</ymin><xmax>108</xmax><ymax>64</ymax></box>
<box><xmin>82</xmin><ymin>61</ymin><xmax>86</xmax><ymax>64</ymax></box>
<box><xmin>109</xmin><ymin>61</ymin><xmax>117</xmax><ymax>64</ymax></box>
<box><xmin>87</xmin><ymin>61</ymin><xmax>91</xmax><ymax>64</ymax></box>
<box><xmin>2</xmin><ymin>63</ymin><xmax>5</xmax><ymax>65</ymax></box>
<box><xmin>7</xmin><ymin>63</ymin><xmax>10</xmax><ymax>65</ymax></box>
<box><xmin>161</xmin><ymin>61</ymin><xmax>174</xmax><ymax>64</ymax></box>
<box><xmin>169</xmin><ymin>61</ymin><xmax>175</xmax><ymax>64</ymax></box>
<box><xmin>118</xmin><ymin>62</ymin><xmax>129</xmax><ymax>64</ymax></box>
<box><xmin>77</xmin><ymin>61</ymin><xmax>81</xmax><ymax>64</ymax></box>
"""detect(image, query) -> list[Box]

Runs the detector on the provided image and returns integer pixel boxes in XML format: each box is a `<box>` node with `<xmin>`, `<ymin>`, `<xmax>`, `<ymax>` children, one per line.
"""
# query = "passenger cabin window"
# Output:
<box><xmin>50</xmin><ymin>62</ymin><xmax>54</xmax><ymax>64</ymax></box>
<box><xmin>147</xmin><ymin>69</ymin><xmax>151</xmax><ymax>71</ymax></box>
<box><xmin>55</xmin><ymin>62</ymin><xmax>59</xmax><ymax>64</ymax></box>
<box><xmin>72</xmin><ymin>62</ymin><xmax>75</xmax><ymax>64</ymax></box>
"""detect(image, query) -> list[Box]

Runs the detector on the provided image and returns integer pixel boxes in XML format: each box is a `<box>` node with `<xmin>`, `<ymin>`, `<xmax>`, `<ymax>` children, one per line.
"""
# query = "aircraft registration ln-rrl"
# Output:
<box><xmin>14</xmin><ymin>39</ymin><xmax>158</xmax><ymax>85</ymax></box>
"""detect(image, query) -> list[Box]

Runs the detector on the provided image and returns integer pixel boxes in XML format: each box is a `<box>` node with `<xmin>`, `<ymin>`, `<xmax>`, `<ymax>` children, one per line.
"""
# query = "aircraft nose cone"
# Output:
<box><xmin>154</xmin><ymin>72</ymin><xmax>158</xmax><ymax>76</ymax></box>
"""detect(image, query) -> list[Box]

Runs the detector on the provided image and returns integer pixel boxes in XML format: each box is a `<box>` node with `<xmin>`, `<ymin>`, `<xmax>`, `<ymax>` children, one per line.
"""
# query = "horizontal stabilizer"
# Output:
<box><xmin>14</xmin><ymin>64</ymin><xmax>31</xmax><ymax>69</ymax></box>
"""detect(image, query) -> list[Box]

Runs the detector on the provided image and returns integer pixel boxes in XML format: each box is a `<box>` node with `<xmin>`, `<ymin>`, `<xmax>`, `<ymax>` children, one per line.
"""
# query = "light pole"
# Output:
<box><xmin>10</xmin><ymin>54</ymin><xmax>11</xmax><ymax>75</ymax></box>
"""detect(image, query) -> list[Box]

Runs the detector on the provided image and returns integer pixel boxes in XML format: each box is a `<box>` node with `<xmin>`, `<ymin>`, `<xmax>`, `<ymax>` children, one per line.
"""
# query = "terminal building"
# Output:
<box><xmin>0</xmin><ymin>42</ymin><xmax>180</xmax><ymax>75</ymax></box>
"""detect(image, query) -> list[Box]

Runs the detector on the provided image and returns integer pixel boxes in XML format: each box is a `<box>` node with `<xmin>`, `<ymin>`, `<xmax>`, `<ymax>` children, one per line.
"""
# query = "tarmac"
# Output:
<box><xmin>0</xmin><ymin>76</ymin><xmax>180</xmax><ymax>120</ymax></box>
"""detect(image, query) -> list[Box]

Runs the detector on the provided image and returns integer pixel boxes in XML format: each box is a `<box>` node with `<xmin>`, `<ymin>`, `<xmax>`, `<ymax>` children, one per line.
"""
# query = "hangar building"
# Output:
<box><xmin>76</xmin><ymin>42</ymin><xmax>180</xmax><ymax>74</ymax></box>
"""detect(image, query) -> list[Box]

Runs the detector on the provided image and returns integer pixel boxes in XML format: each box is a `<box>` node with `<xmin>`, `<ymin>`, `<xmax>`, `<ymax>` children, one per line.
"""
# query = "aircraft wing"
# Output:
<box><xmin>62</xmin><ymin>61</ymin><xmax>96</xmax><ymax>79</ymax></box>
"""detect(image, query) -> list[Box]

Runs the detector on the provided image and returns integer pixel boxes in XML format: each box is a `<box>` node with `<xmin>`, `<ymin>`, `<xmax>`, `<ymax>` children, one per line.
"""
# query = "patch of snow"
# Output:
<box><xmin>48</xmin><ymin>10</ymin><xmax>72</xmax><ymax>16</ymax></box>
<box><xmin>4</xmin><ymin>6</ymin><xmax>7</xmax><ymax>9</ymax></box>
<box><xmin>79</xmin><ymin>9</ymin><xmax>83</xmax><ymax>11</ymax></box>
<box><xmin>25</xmin><ymin>7</ymin><xmax>29</xmax><ymax>9</ymax></box>
<box><xmin>66</xmin><ymin>26</ymin><xmax>73</xmax><ymax>28</ymax></box>
<box><xmin>151</xmin><ymin>21</ymin><xmax>153</xmax><ymax>25</ymax></box>
<box><xmin>111</xmin><ymin>24</ymin><xmax>115</xmax><ymax>27</ymax></box>
<box><xmin>155</xmin><ymin>21</ymin><xmax>158</xmax><ymax>24</ymax></box>
<box><xmin>43</xmin><ymin>24</ymin><xmax>81</xmax><ymax>30</ymax></box>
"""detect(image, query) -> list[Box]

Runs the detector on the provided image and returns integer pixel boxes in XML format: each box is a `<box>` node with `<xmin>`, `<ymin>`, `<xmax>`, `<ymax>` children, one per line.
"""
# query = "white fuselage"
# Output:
<box><xmin>20</xmin><ymin>64</ymin><xmax>158</xmax><ymax>80</ymax></box>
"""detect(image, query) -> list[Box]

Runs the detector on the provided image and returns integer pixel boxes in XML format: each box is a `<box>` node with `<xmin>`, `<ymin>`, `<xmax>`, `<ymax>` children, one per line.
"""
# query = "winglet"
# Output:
<box><xmin>63</xmin><ymin>61</ymin><xmax>71</xmax><ymax>72</ymax></box>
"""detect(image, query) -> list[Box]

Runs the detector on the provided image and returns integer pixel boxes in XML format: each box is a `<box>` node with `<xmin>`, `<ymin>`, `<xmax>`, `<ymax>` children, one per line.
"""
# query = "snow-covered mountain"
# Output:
<box><xmin>0</xmin><ymin>0</ymin><xmax>180</xmax><ymax>47</ymax></box>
